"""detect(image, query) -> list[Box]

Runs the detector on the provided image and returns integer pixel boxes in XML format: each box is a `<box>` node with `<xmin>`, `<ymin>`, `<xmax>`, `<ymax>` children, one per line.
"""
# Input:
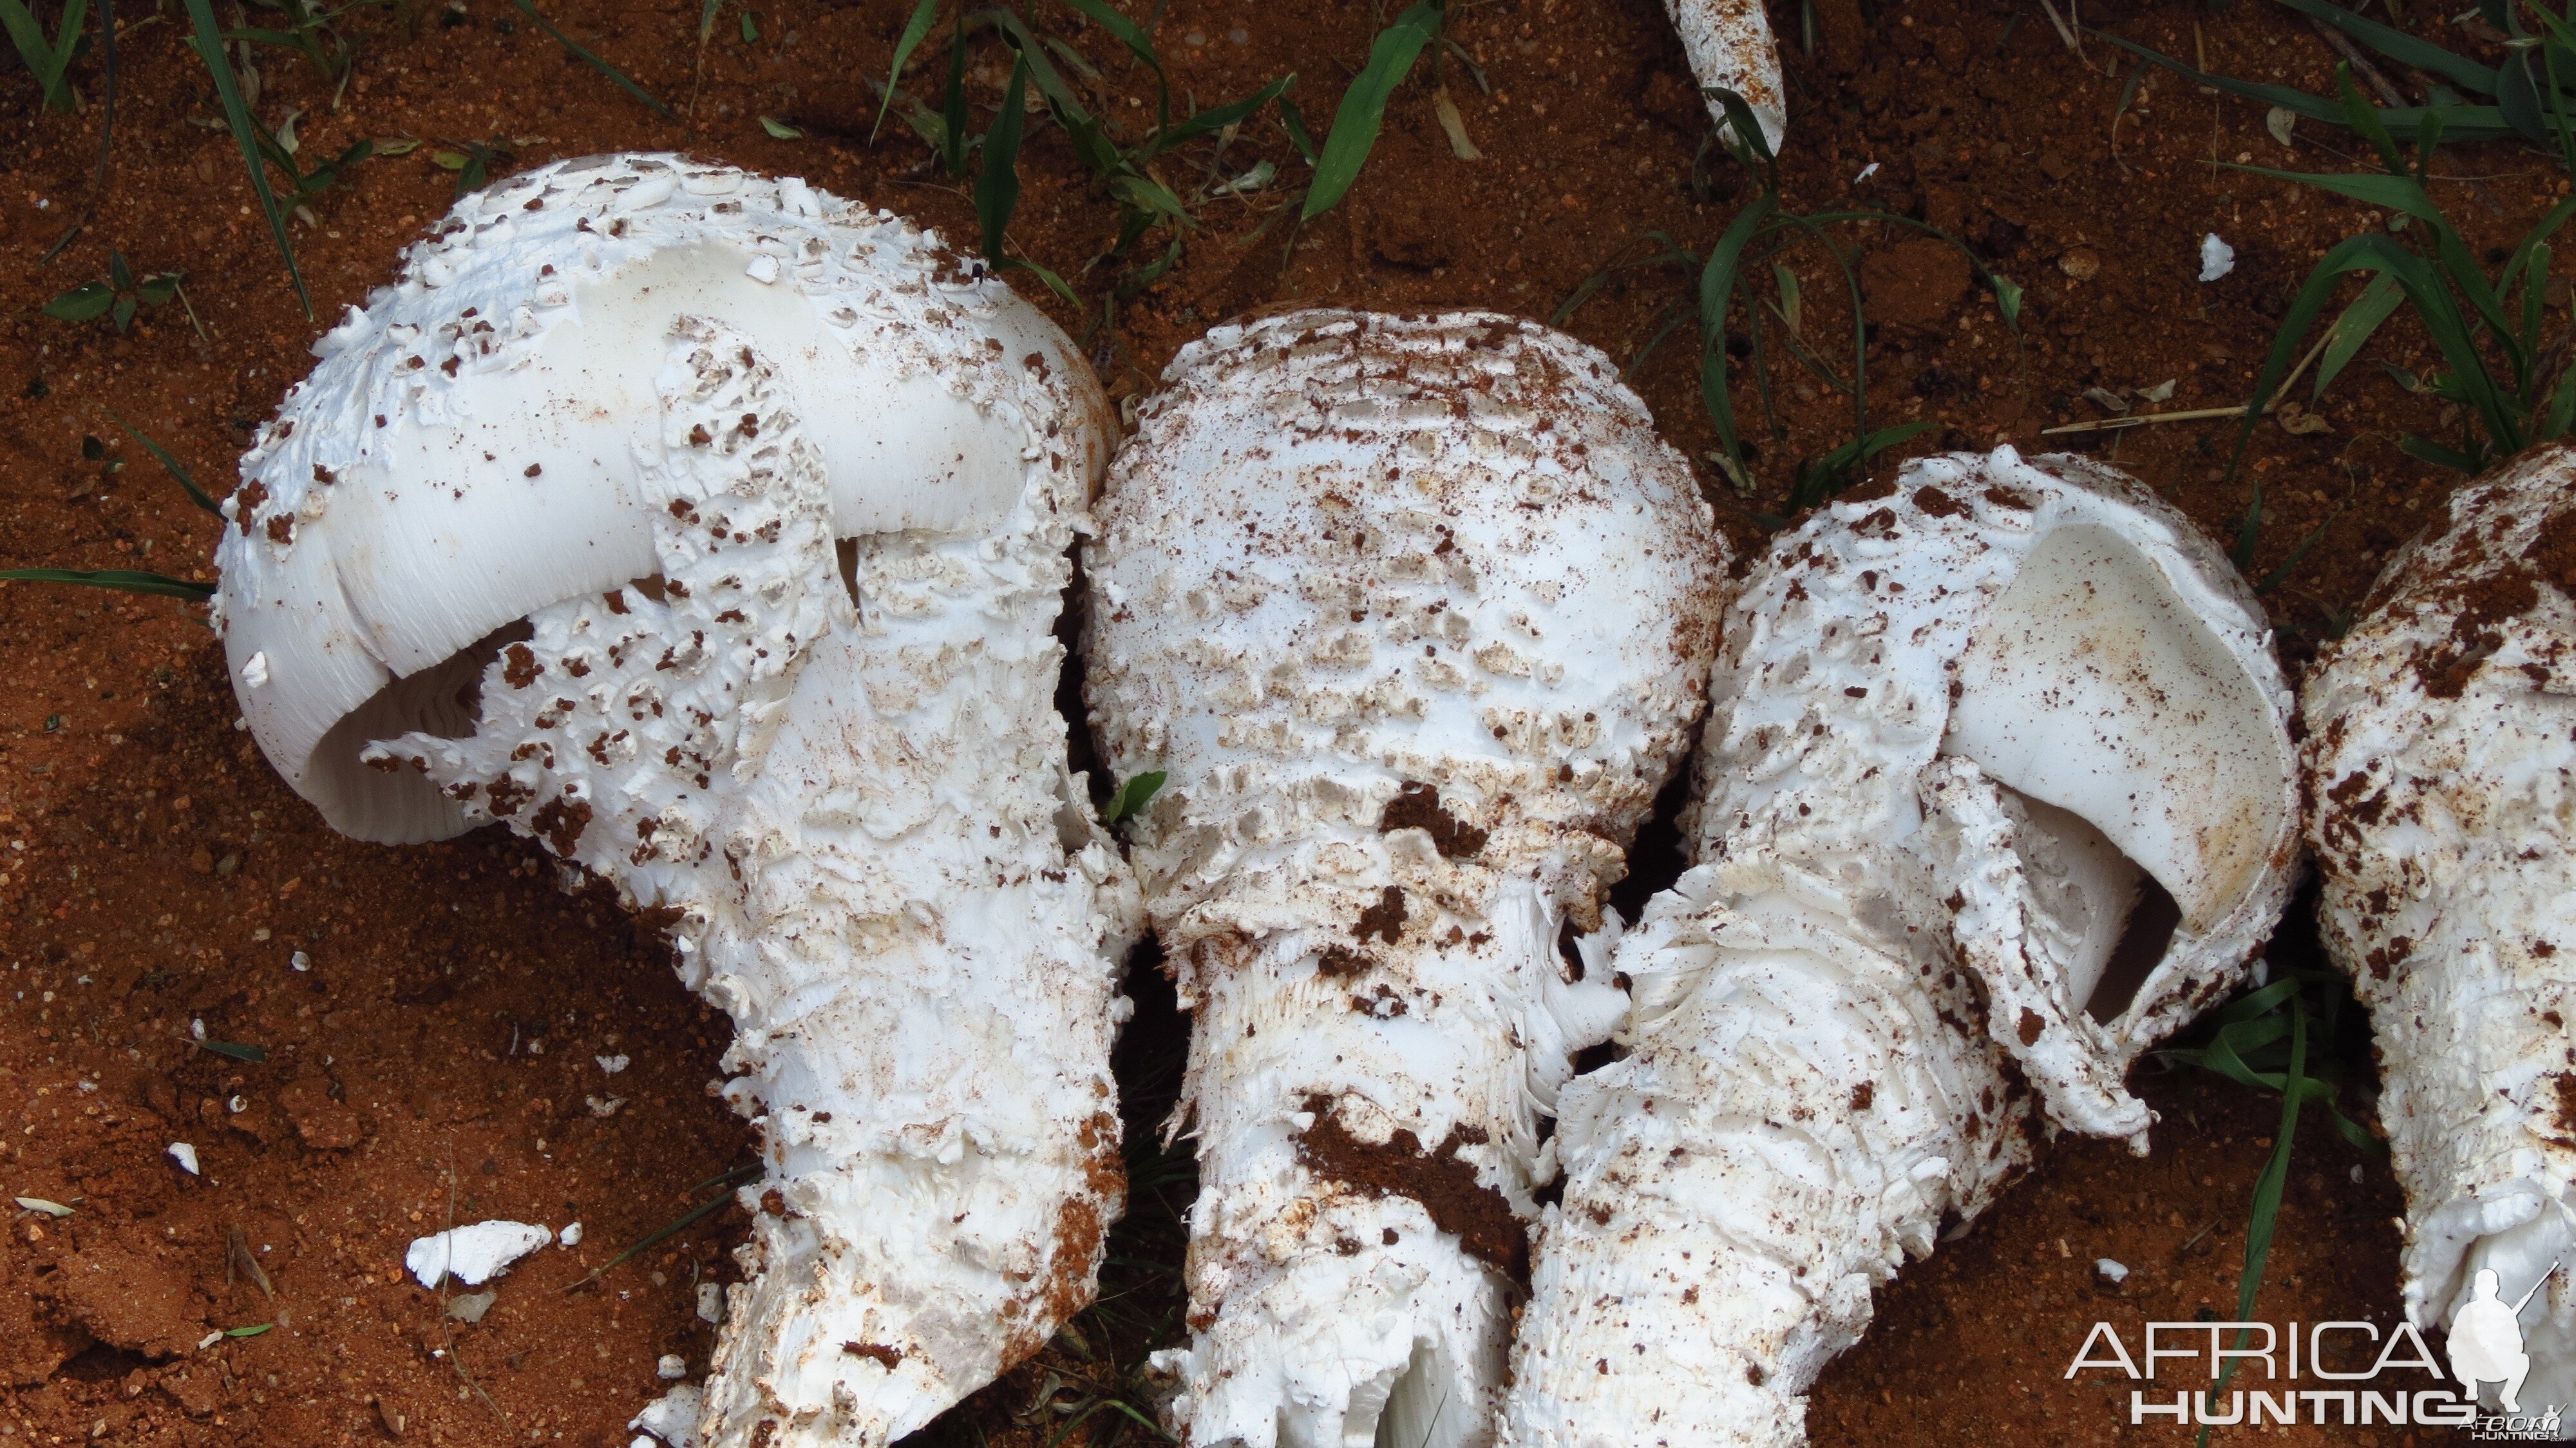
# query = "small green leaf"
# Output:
<box><xmin>2315</xmin><ymin>272</ymin><xmax>2405</xmax><ymax>400</ymax></box>
<box><xmin>871</xmin><ymin>0</ymin><xmax>941</xmax><ymax>142</ymax></box>
<box><xmin>1303</xmin><ymin>1</ymin><xmax>1443</xmax><ymax>221</ymax></box>
<box><xmin>225</xmin><ymin>1323</ymin><xmax>273</xmax><ymax>1338</ymax></box>
<box><xmin>739</xmin><ymin>7</ymin><xmax>756</xmax><ymax>43</ymax></box>
<box><xmin>432</xmin><ymin>151</ymin><xmax>469</xmax><ymax>171</ymax></box>
<box><xmin>1989</xmin><ymin>272</ymin><xmax>2024</xmax><ymax>328</ymax></box>
<box><xmin>697</xmin><ymin>0</ymin><xmax>721</xmax><ymax>42</ymax></box>
<box><xmin>757</xmin><ymin>115</ymin><xmax>802</xmax><ymax>139</ymax></box>
<box><xmin>14</xmin><ymin>1197</ymin><xmax>73</xmax><ymax>1217</ymax></box>
<box><xmin>200</xmin><ymin>1040</ymin><xmax>269</xmax><ymax>1063</ymax></box>
<box><xmin>1102</xmin><ymin>770</ymin><xmax>1166</xmax><ymax>825</ymax></box>
<box><xmin>43</xmin><ymin>282</ymin><xmax>116</xmax><ymax>322</ymax></box>
<box><xmin>374</xmin><ymin>138</ymin><xmax>422</xmax><ymax>157</ymax></box>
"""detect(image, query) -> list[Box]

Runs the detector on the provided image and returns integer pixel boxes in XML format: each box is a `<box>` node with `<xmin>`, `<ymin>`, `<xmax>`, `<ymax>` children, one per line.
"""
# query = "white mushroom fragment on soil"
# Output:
<box><xmin>1666</xmin><ymin>0</ymin><xmax>1786</xmax><ymax>153</ymax></box>
<box><xmin>2306</xmin><ymin>444</ymin><xmax>2576</xmax><ymax>1423</ymax></box>
<box><xmin>211</xmin><ymin>154</ymin><xmax>1139</xmax><ymax>1448</ymax></box>
<box><xmin>1083</xmin><ymin>310</ymin><xmax>1728</xmax><ymax>1448</ymax></box>
<box><xmin>1502</xmin><ymin>449</ymin><xmax>2302</xmax><ymax>1448</ymax></box>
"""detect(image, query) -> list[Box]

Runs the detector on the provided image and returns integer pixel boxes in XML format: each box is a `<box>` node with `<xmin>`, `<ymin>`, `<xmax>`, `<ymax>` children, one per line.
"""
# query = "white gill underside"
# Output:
<box><xmin>374</xmin><ymin>323</ymin><xmax>1136</xmax><ymax>1447</ymax></box>
<box><xmin>1504</xmin><ymin>450</ymin><xmax>2298</xmax><ymax>1448</ymax></box>
<box><xmin>2306</xmin><ymin>450</ymin><xmax>2576</xmax><ymax>1427</ymax></box>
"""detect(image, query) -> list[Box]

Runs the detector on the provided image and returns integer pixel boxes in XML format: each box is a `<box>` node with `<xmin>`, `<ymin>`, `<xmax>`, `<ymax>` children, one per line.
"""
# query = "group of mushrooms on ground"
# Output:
<box><xmin>181</xmin><ymin>6</ymin><xmax>2576</xmax><ymax>1445</ymax></box>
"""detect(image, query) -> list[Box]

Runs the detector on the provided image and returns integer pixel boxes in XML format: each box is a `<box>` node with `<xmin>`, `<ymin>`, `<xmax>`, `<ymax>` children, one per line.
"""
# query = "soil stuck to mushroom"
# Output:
<box><xmin>0</xmin><ymin>0</ymin><xmax>2470</xmax><ymax>1442</ymax></box>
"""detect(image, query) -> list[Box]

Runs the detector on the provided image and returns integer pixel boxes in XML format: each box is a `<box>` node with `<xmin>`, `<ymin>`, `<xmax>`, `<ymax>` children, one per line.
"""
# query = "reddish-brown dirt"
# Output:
<box><xmin>0</xmin><ymin>0</ymin><xmax>2515</xmax><ymax>1442</ymax></box>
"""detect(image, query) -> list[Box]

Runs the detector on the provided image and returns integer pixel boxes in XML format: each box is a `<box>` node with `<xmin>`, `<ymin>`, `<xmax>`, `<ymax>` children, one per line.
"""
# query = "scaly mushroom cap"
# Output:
<box><xmin>1689</xmin><ymin>446</ymin><xmax>2300</xmax><ymax>1139</ymax></box>
<box><xmin>1667</xmin><ymin>0</ymin><xmax>1786</xmax><ymax>153</ymax></box>
<box><xmin>1085</xmin><ymin>309</ymin><xmax>1727</xmax><ymax>1448</ymax></box>
<box><xmin>214</xmin><ymin>156</ymin><xmax>1135</xmax><ymax>1448</ymax></box>
<box><xmin>2307</xmin><ymin>443</ymin><xmax>2576</xmax><ymax>1418</ymax></box>
<box><xmin>213</xmin><ymin>151</ymin><xmax>1109</xmax><ymax>844</ymax></box>
<box><xmin>1504</xmin><ymin>448</ymin><xmax>2301</xmax><ymax>1448</ymax></box>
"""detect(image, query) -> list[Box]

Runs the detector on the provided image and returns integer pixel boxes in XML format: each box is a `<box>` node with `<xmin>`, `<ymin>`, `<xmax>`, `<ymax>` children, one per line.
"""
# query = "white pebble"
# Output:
<box><xmin>560</xmin><ymin>1221</ymin><xmax>585</xmax><ymax>1247</ymax></box>
<box><xmin>2096</xmin><ymin>1257</ymin><xmax>2130</xmax><ymax>1283</ymax></box>
<box><xmin>167</xmin><ymin>1142</ymin><xmax>200</xmax><ymax>1176</ymax></box>
<box><xmin>658</xmin><ymin>1353</ymin><xmax>688</xmax><ymax>1380</ymax></box>
<box><xmin>291</xmin><ymin>951</ymin><xmax>311</xmax><ymax>972</ymax></box>
<box><xmin>2199</xmin><ymin>233</ymin><xmax>2235</xmax><ymax>282</ymax></box>
<box><xmin>597</xmin><ymin>1054</ymin><xmax>630</xmax><ymax>1074</ymax></box>
<box><xmin>406</xmin><ymin>1221</ymin><xmax>553</xmax><ymax>1288</ymax></box>
<box><xmin>697</xmin><ymin>1281</ymin><xmax>724</xmax><ymax>1324</ymax></box>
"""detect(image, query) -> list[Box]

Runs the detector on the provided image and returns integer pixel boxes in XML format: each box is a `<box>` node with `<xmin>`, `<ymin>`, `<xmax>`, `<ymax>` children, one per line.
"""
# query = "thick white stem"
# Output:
<box><xmin>1506</xmin><ymin>862</ymin><xmax>2029</xmax><ymax>1447</ymax></box>
<box><xmin>2307</xmin><ymin>448</ymin><xmax>2576</xmax><ymax>1427</ymax></box>
<box><xmin>1159</xmin><ymin>870</ymin><xmax>1623</xmax><ymax>1448</ymax></box>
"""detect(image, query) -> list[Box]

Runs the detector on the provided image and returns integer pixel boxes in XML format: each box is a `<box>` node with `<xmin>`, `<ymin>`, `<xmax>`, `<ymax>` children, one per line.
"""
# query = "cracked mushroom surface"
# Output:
<box><xmin>209</xmin><ymin>154</ymin><xmax>1139</xmax><ymax>1448</ymax></box>
<box><xmin>2306</xmin><ymin>443</ymin><xmax>2576</xmax><ymax>1425</ymax></box>
<box><xmin>1502</xmin><ymin>448</ymin><xmax>2301</xmax><ymax>1448</ymax></box>
<box><xmin>1081</xmin><ymin>309</ymin><xmax>1728</xmax><ymax>1448</ymax></box>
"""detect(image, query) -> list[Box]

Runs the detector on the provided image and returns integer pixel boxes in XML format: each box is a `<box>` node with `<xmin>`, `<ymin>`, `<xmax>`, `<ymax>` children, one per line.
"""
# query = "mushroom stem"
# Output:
<box><xmin>1666</xmin><ymin>0</ymin><xmax>1786</xmax><ymax>152</ymax></box>
<box><xmin>1503</xmin><ymin>450</ymin><xmax>2301</xmax><ymax>1448</ymax></box>
<box><xmin>1083</xmin><ymin>310</ymin><xmax>1727</xmax><ymax>1448</ymax></box>
<box><xmin>2307</xmin><ymin>444</ymin><xmax>2576</xmax><ymax>1423</ymax></box>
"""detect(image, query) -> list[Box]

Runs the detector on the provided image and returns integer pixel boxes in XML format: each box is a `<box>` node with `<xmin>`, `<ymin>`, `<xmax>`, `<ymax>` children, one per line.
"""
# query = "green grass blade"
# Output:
<box><xmin>1696</xmin><ymin>195</ymin><xmax>1780</xmax><ymax>482</ymax></box>
<box><xmin>2257</xmin><ymin>504</ymin><xmax>2345</xmax><ymax>595</ymax></box>
<box><xmin>989</xmin><ymin>10</ymin><xmax>1121</xmax><ymax>176</ymax></box>
<box><xmin>106</xmin><ymin>412</ymin><xmax>221</xmax><ymax>513</ymax></box>
<box><xmin>1140</xmin><ymin>73</ymin><xmax>1296</xmax><ymax>162</ymax></box>
<box><xmin>1055</xmin><ymin>0</ymin><xmax>1169</xmax><ymax>135</ymax></box>
<box><xmin>942</xmin><ymin>21</ymin><xmax>971</xmax><ymax>176</ymax></box>
<box><xmin>567</xmin><ymin>1164</ymin><xmax>761</xmax><ymax>1292</ymax></box>
<box><xmin>185</xmin><ymin>0</ymin><xmax>310</xmax><ymax>320</ymax></box>
<box><xmin>513</xmin><ymin>0</ymin><xmax>676</xmax><ymax>120</ymax></box>
<box><xmin>1302</xmin><ymin>1</ymin><xmax>1442</xmax><ymax>222</ymax></box>
<box><xmin>872</xmin><ymin>0</ymin><xmax>940</xmax><ymax>141</ymax></box>
<box><xmin>2271</xmin><ymin>0</ymin><xmax>2499</xmax><ymax>93</ymax></box>
<box><xmin>979</xmin><ymin>52</ymin><xmax>1031</xmax><ymax>269</ymax></box>
<box><xmin>2315</xmin><ymin>272</ymin><xmax>2404</xmax><ymax>399</ymax></box>
<box><xmin>1277</xmin><ymin>93</ymin><xmax>1319</xmax><ymax>166</ymax></box>
<box><xmin>697</xmin><ymin>0</ymin><xmax>720</xmax><ymax>41</ymax></box>
<box><xmin>1</xmin><ymin>0</ymin><xmax>83</xmax><ymax>109</ymax></box>
<box><xmin>1103</xmin><ymin>770</ymin><xmax>1166</xmax><ymax>824</ymax></box>
<box><xmin>0</xmin><ymin>568</ymin><xmax>215</xmax><ymax>600</ymax></box>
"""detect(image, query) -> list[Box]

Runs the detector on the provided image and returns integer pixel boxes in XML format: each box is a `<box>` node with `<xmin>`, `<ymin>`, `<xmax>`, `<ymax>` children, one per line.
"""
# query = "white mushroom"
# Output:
<box><xmin>1502</xmin><ymin>448</ymin><xmax>2302</xmax><ymax>1448</ymax></box>
<box><xmin>1667</xmin><ymin>0</ymin><xmax>1786</xmax><ymax>154</ymax></box>
<box><xmin>1083</xmin><ymin>310</ymin><xmax>1728</xmax><ymax>1448</ymax></box>
<box><xmin>2306</xmin><ymin>444</ymin><xmax>2576</xmax><ymax>1422</ymax></box>
<box><xmin>211</xmin><ymin>154</ymin><xmax>1139</xmax><ymax>1447</ymax></box>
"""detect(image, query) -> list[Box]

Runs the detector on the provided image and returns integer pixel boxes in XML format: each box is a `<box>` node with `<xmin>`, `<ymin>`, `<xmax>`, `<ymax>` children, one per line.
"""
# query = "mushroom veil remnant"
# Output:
<box><xmin>1503</xmin><ymin>449</ymin><xmax>2301</xmax><ymax>1448</ymax></box>
<box><xmin>1083</xmin><ymin>310</ymin><xmax>1728</xmax><ymax>1448</ymax></box>
<box><xmin>2306</xmin><ymin>444</ymin><xmax>2576</xmax><ymax>1424</ymax></box>
<box><xmin>210</xmin><ymin>155</ymin><xmax>1138</xmax><ymax>1447</ymax></box>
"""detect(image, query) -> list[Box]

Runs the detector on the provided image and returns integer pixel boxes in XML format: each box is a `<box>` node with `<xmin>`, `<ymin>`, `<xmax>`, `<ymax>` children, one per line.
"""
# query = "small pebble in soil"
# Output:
<box><xmin>657</xmin><ymin>1354</ymin><xmax>688</xmax><ymax>1380</ymax></box>
<box><xmin>2199</xmin><ymin>233</ymin><xmax>2236</xmax><ymax>282</ymax></box>
<box><xmin>598</xmin><ymin>1054</ymin><xmax>630</xmax><ymax>1074</ymax></box>
<box><xmin>560</xmin><ymin>1221</ymin><xmax>583</xmax><ymax>1247</ymax></box>
<box><xmin>167</xmin><ymin>1142</ymin><xmax>200</xmax><ymax>1175</ymax></box>
<box><xmin>446</xmin><ymin>1290</ymin><xmax>498</xmax><ymax>1324</ymax></box>
<box><xmin>291</xmin><ymin>951</ymin><xmax>310</xmax><ymax>971</ymax></box>
<box><xmin>2096</xmin><ymin>1258</ymin><xmax>2130</xmax><ymax>1284</ymax></box>
<box><xmin>406</xmin><ymin>1220</ymin><xmax>553</xmax><ymax>1288</ymax></box>
<box><xmin>698</xmin><ymin>1282</ymin><xmax>724</xmax><ymax>1324</ymax></box>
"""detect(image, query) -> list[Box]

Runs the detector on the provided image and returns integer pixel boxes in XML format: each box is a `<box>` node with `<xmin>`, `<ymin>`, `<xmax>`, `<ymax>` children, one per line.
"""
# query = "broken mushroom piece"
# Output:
<box><xmin>2306</xmin><ymin>445</ymin><xmax>2576</xmax><ymax>1423</ymax></box>
<box><xmin>210</xmin><ymin>155</ymin><xmax>1137</xmax><ymax>1447</ymax></box>
<box><xmin>1667</xmin><ymin>0</ymin><xmax>1786</xmax><ymax>155</ymax></box>
<box><xmin>1083</xmin><ymin>310</ymin><xmax>1729</xmax><ymax>1448</ymax></box>
<box><xmin>1502</xmin><ymin>448</ymin><xmax>2301</xmax><ymax>1448</ymax></box>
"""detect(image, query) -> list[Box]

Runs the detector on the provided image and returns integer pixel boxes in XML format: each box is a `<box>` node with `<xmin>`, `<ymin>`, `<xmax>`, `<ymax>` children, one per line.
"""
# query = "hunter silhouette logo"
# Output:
<box><xmin>2452</xmin><ymin>1264</ymin><xmax>2556</xmax><ymax>1415</ymax></box>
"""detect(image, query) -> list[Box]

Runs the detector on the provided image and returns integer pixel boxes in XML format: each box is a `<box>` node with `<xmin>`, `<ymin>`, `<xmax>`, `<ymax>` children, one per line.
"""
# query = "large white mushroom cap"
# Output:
<box><xmin>2307</xmin><ymin>443</ymin><xmax>2576</xmax><ymax>1424</ymax></box>
<box><xmin>213</xmin><ymin>151</ymin><xmax>1108</xmax><ymax>843</ymax></box>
